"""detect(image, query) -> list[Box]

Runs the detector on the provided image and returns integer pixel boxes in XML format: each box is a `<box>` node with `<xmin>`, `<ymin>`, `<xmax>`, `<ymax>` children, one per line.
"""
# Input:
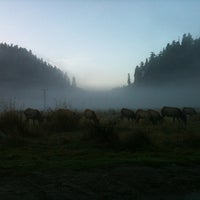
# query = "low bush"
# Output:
<box><xmin>0</xmin><ymin>111</ymin><xmax>25</xmax><ymax>134</ymax></box>
<box><xmin>119</xmin><ymin>128</ymin><xmax>153</xmax><ymax>151</ymax></box>
<box><xmin>45</xmin><ymin>111</ymin><xmax>80</xmax><ymax>132</ymax></box>
<box><xmin>83</xmin><ymin>122</ymin><xmax>119</xmax><ymax>147</ymax></box>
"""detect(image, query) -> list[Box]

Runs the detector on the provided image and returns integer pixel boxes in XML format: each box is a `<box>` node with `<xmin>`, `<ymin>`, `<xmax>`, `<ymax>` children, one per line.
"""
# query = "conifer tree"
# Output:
<box><xmin>72</xmin><ymin>76</ymin><xmax>77</xmax><ymax>87</ymax></box>
<box><xmin>127</xmin><ymin>73</ymin><xmax>131</xmax><ymax>86</ymax></box>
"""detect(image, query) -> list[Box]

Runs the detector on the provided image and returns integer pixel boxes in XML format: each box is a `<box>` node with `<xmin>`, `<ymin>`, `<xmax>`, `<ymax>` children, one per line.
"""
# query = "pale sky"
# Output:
<box><xmin>0</xmin><ymin>0</ymin><xmax>199</xmax><ymax>89</ymax></box>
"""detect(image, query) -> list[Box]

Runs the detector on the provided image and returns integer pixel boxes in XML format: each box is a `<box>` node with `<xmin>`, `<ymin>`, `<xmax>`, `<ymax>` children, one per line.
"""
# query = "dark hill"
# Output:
<box><xmin>133</xmin><ymin>34</ymin><xmax>200</xmax><ymax>87</ymax></box>
<box><xmin>0</xmin><ymin>43</ymin><xmax>71</xmax><ymax>89</ymax></box>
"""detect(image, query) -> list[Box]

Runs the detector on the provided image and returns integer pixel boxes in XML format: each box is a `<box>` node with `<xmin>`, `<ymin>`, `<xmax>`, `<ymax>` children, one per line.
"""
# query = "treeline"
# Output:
<box><xmin>0</xmin><ymin>43</ymin><xmax>75</xmax><ymax>89</ymax></box>
<box><xmin>133</xmin><ymin>34</ymin><xmax>200</xmax><ymax>87</ymax></box>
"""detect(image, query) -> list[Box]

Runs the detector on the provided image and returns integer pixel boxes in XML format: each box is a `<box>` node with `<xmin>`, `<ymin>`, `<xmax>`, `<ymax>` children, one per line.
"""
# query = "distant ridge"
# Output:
<box><xmin>0</xmin><ymin>43</ymin><xmax>71</xmax><ymax>89</ymax></box>
<box><xmin>133</xmin><ymin>33</ymin><xmax>200</xmax><ymax>87</ymax></box>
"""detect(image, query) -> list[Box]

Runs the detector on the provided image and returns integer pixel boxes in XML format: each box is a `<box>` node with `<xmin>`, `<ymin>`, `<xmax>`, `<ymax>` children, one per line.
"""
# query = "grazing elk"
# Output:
<box><xmin>120</xmin><ymin>108</ymin><xmax>136</xmax><ymax>121</ymax></box>
<box><xmin>24</xmin><ymin>108</ymin><xmax>42</xmax><ymax>124</ymax></box>
<box><xmin>135</xmin><ymin>109</ymin><xmax>153</xmax><ymax>123</ymax></box>
<box><xmin>148</xmin><ymin>109</ymin><xmax>163</xmax><ymax>124</ymax></box>
<box><xmin>54</xmin><ymin>108</ymin><xmax>80</xmax><ymax>122</ymax></box>
<box><xmin>183</xmin><ymin>107</ymin><xmax>197</xmax><ymax>116</ymax></box>
<box><xmin>55</xmin><ymin>108</ymin><xmax>76</xmax><ymax>117</ymax></box>
<box><xmin>84</xmin><ymin>109</ymin><xmax>99</xmax><ymax>124</ymax></box>
<box><xmin>161</xmin><ymin>106</ymin><xmax>187</xmax><ymax>124</ymax></box>
<box><xmin>50</xmin><ymin>108</ymin><xmax>80</xmax><ymax>131</ymax></box>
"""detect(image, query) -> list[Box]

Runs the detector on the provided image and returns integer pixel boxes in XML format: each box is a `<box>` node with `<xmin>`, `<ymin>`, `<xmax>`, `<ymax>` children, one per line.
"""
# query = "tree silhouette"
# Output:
<box><xmin>127</xmin><ymin>73</ymin><xmax>131</xmax><ymax>86</ymax></box>
<box><xmin>72</xmin><ymin>76</ymin><xmax>77</xmax><ymax>87</ymax></box>
<box><xmin>0</xmin><ymin>43</ymin><xmax>72</xmax><ymax>89</ymax></box>
<box><xmin>133</xmin><ymin>33</ymin><xmax>200</xmax><ymax>87</ymax></box>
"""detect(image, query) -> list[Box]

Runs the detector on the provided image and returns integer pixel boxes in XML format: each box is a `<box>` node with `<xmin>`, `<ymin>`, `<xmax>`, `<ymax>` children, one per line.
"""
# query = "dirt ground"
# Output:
<box><xmin>0</xmin><ymin>164</ymin><xmax>200</xmax><ymax>200</ymax></box>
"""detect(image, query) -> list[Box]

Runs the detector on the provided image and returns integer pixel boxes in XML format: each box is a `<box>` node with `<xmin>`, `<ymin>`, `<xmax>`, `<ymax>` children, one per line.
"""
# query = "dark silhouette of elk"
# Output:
<box><xmin>161</xmin><ymin>106</ymin><xmax>187</xmax><ymax>124</ymax></box>
<box><xmin>51</xmin><ymin>108</ymin><xmax>80</xmax><ymax>131</ymax></box>
<box><xmin>148</xmin><ymin>109</ymin><xmax>163</xmax><ymax>124</ymax></box>
<box><xmin>135</xmin><ymin>109</ymin><xmax>153</xmax><ymax>123</ymax></box>
<box><xmin>183</xmin><ymin>107</ymin><xmax>197</xmax><ymax>116</ymax></box>
<box><xmin>120</xmin><ymin>108</ymin><xmax>135</xmax><ymax>121</ymax></box>
<box><xmin>54</xmin><ymin>109</ymin><xmax>80</xmax><ymax>122</ymax></box>
<box><xmin>24</xmin><ymin>108</ymin><xmax>42</xmax><ymax>124</ymax></box>
<box><xmin>55</xmin><ymin>108</ymin><xmax>76</xmax><ymax>117</ymax></box>
<box><xmin>84</xmin><ymin>109</ymin><xmax>99</xmax><ymax>124</ymax></box>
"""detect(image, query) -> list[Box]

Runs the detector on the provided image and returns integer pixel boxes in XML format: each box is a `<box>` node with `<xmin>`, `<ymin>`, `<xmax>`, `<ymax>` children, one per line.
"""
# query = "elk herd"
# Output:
<box><xmin>22</xmin><ymin>106</ymin><xmax>197</xmax><ymax>126</ymax></box>
<box><xmin>120</xmin><ymin>106</ymin><xmax>196</xmax><ymax>125</ymax></box>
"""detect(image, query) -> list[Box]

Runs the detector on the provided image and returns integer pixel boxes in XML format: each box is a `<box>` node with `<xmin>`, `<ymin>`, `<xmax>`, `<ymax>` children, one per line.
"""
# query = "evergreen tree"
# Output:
<box><xmin>127</xmin><ymin>73</ymin><xmax>131</xmax><ymax>86</ymax></box>
<box><xmin>132</xmin><ymin>33</ymin><xmax>200</xmax><ymax>87</ymax></box>
<box><xmin>72</xmin><ymin>76</ymin><xmax>77</xmax><ymax>87</ymax></box>
<box><xmin>0</xmin><ymin>43</ymin><xmax>72</xmax><ymax>89</ymax></box>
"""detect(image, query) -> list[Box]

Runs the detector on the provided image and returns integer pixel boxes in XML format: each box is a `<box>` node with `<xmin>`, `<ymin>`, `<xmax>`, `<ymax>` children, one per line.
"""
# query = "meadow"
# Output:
<box><xmin>1</xmin><ymin>109</ymin><xmax>200</xmax><ymax>199</ymax></box>
<box><xmin>1</xmin><ymin>109</ymin><xmax>200</xmax><ymax>169</ymax></box>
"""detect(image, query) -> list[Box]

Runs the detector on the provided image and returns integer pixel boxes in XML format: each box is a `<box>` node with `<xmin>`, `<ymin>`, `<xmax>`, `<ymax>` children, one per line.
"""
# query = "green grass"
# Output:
<box><xmin>1</xmin><ymin>147</ymin><xmax>200</xmax><ymax>170</ymax></box>
<box><xmin>1</xmin><ymin>131</ymin><xmax>200</xmax><ymax>170</ymax></box>
<box><xmin>1</xmin><ymin>110</ymin><xmax>200</xmax><ymax>170</ymax></box>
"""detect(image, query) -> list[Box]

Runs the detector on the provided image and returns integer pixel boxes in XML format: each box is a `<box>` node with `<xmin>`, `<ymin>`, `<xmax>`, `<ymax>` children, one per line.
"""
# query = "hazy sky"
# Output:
<box><xmin>0</xmin><ymin>0</ymin><xmax>199</xmax><ymax>89</ymax></box>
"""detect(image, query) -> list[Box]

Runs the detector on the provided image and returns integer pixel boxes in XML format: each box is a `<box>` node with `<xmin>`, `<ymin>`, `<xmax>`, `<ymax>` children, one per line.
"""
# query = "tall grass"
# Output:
<box><xmin>0</xmin><ymin>111</ymin><xmax>24</xmax><ymax>133</ymax></box>
<box><xmin>0</xmin><ymin>111</ymin><xmax>26</xmax><ymax>146</ymax></box>
<box><xmin>81</xmin><ymin>120</ymin><xmax>119</xmax><ymax>149</ymax></box>
<box><xmin>43</xmin><ymin>110</ymin><xmax>81</xmax><ymax>132</ymax></box>
<box><xmin>0</xmin><ymin>108</ymin><xmax>200</xmax><ymax>151</ymax></box>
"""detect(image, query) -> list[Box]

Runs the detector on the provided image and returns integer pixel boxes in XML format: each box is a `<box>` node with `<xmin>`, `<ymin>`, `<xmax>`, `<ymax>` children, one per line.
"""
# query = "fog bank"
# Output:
<box><xmin>0</xmin><ymin>84</ymin><xmax>199</xmax><ymax>111</ymax></box>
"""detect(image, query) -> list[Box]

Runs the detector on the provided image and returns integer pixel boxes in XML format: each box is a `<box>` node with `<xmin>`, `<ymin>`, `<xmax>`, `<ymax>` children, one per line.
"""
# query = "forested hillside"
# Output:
<box><xmin>0</xmin><ymin>43</ymin><xmax>71</xmax><ymax>89</ymax></box>
<box><xmin>133</xmin><ymin>34</ymin><xmax>200</xmax><ymax>87</ymax></box>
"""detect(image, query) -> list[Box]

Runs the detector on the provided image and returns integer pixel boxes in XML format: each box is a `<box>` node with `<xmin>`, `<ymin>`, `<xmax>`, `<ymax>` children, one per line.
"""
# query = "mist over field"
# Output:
<box><xmin>0</xmin><ymin>83</ymin><xmax>199</xmax><ymax>111</ymax></box>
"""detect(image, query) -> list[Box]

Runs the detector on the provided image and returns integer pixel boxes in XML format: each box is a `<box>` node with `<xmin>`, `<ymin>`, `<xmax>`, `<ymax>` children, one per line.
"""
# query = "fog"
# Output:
<box><xmin>0</xmin><ymin>83</ymin><xmax>199</xmax><ymax>111</ymax></box>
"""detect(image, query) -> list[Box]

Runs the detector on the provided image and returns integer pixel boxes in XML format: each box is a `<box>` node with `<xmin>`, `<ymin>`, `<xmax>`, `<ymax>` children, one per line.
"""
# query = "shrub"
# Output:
<box><xmin>119</xmin><ymin>128</ymin><xmax>153</xmax><ymax>151</ymax></box>
<box><xmin>0</xmin><ymin>111</ymin><xmax>25</xmax><ymax>134</ymax></box>
<box><xmin>84</xmin><ymin>123</ymin><xmax>119</xmax><ymax>147</ymax></box>
<box><xmin>46</xmin><ymin>110</ymin><xmax>80</xmax><ymax>132</ymax></box>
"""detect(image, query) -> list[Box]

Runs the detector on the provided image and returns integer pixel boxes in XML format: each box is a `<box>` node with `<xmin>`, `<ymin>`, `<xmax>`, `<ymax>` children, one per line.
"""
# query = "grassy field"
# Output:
<box><xmin>1</xmin><ymin>110</ymin><xmax>200</xmax><ymax>199</ymax></box>
<box><xmin>0</xmin><ymin>110</ymin><xmax>200</xmax><ymax>169</ymax></box>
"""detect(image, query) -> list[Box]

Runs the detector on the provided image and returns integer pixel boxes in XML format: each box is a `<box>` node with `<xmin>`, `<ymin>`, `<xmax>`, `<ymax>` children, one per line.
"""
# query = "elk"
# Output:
<box><xmin>50</xmin><ymin>108</ymin><xmax>80</xmax><ymax>131</ymax></box>
<box><xmin>53</xmin><ymin>108</ymin><xmax>80</xmax><ymax>122</ymax></box>
<box><xmin>182</xmin><ymin>107</ymin><xmax>197</xmax><ymax>116</ymax></box>
<box><xmin>120</xmin><ymin>108</ymin><xmax>135</xmax><ymax>121</ymax></box>
<box><xmin>24</xmin><ymin>108</ymin><xmax>42</xmax><ymax>124</ymax></box>
<box><xmin>84</xmin><ymin>109</ymin><xmax>99</xmax><ymax>124</ymax></box>
<box><xmin>55</xmin><ymin>108</ymin><xmax>76</xmax><ymax>117</ymax></box>
<box><xmin>135</xmin><ymin>109</ymin><xmax>153</xmax><ymax>123</ymax></box>
<box><xmin>148</xmin><ymin>109</ymin><xmax>163</xmax><ymax>124</ymax></box>
<box><xmin>161</xmin><ymin>106</ymin><xmax>187</xmax><ymax>124</ymax></box>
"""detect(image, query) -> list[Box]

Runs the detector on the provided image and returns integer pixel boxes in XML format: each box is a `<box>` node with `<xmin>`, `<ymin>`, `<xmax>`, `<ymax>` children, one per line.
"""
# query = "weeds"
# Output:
<box><xmin>0</xmin><ymin>111</ymin><xmax>25</xmax><ymax>134</ymax></box>
<box><xmin>0</xmin><ymin>109</ymin><xmax>200</xmax><ymax>152</ymax></box>
<box><xmin>44</xmin><ymin>110</ymin><xmax>80</xmax><ymax>132</ymax></box>
<box><xmin>83</xmin><ymin>122</ymin><xmax>119</xmax><ymax>148</ymax></box>
<box><xmin>119</xmin><ymin>127</ymin><xmax>152</xmax><ymax>151</ymax></box>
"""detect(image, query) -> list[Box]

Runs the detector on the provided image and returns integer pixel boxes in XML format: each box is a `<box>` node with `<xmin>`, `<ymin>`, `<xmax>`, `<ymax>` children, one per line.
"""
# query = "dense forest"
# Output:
<box><xmin>133</xmin><ymin>34</ymin><xmax>200</xmax><ymax>87</ymax></box>
<box><xmin>0</xmin><ymin>43</ymin><xmax>73</xmax><ymax>89</ymax></box>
